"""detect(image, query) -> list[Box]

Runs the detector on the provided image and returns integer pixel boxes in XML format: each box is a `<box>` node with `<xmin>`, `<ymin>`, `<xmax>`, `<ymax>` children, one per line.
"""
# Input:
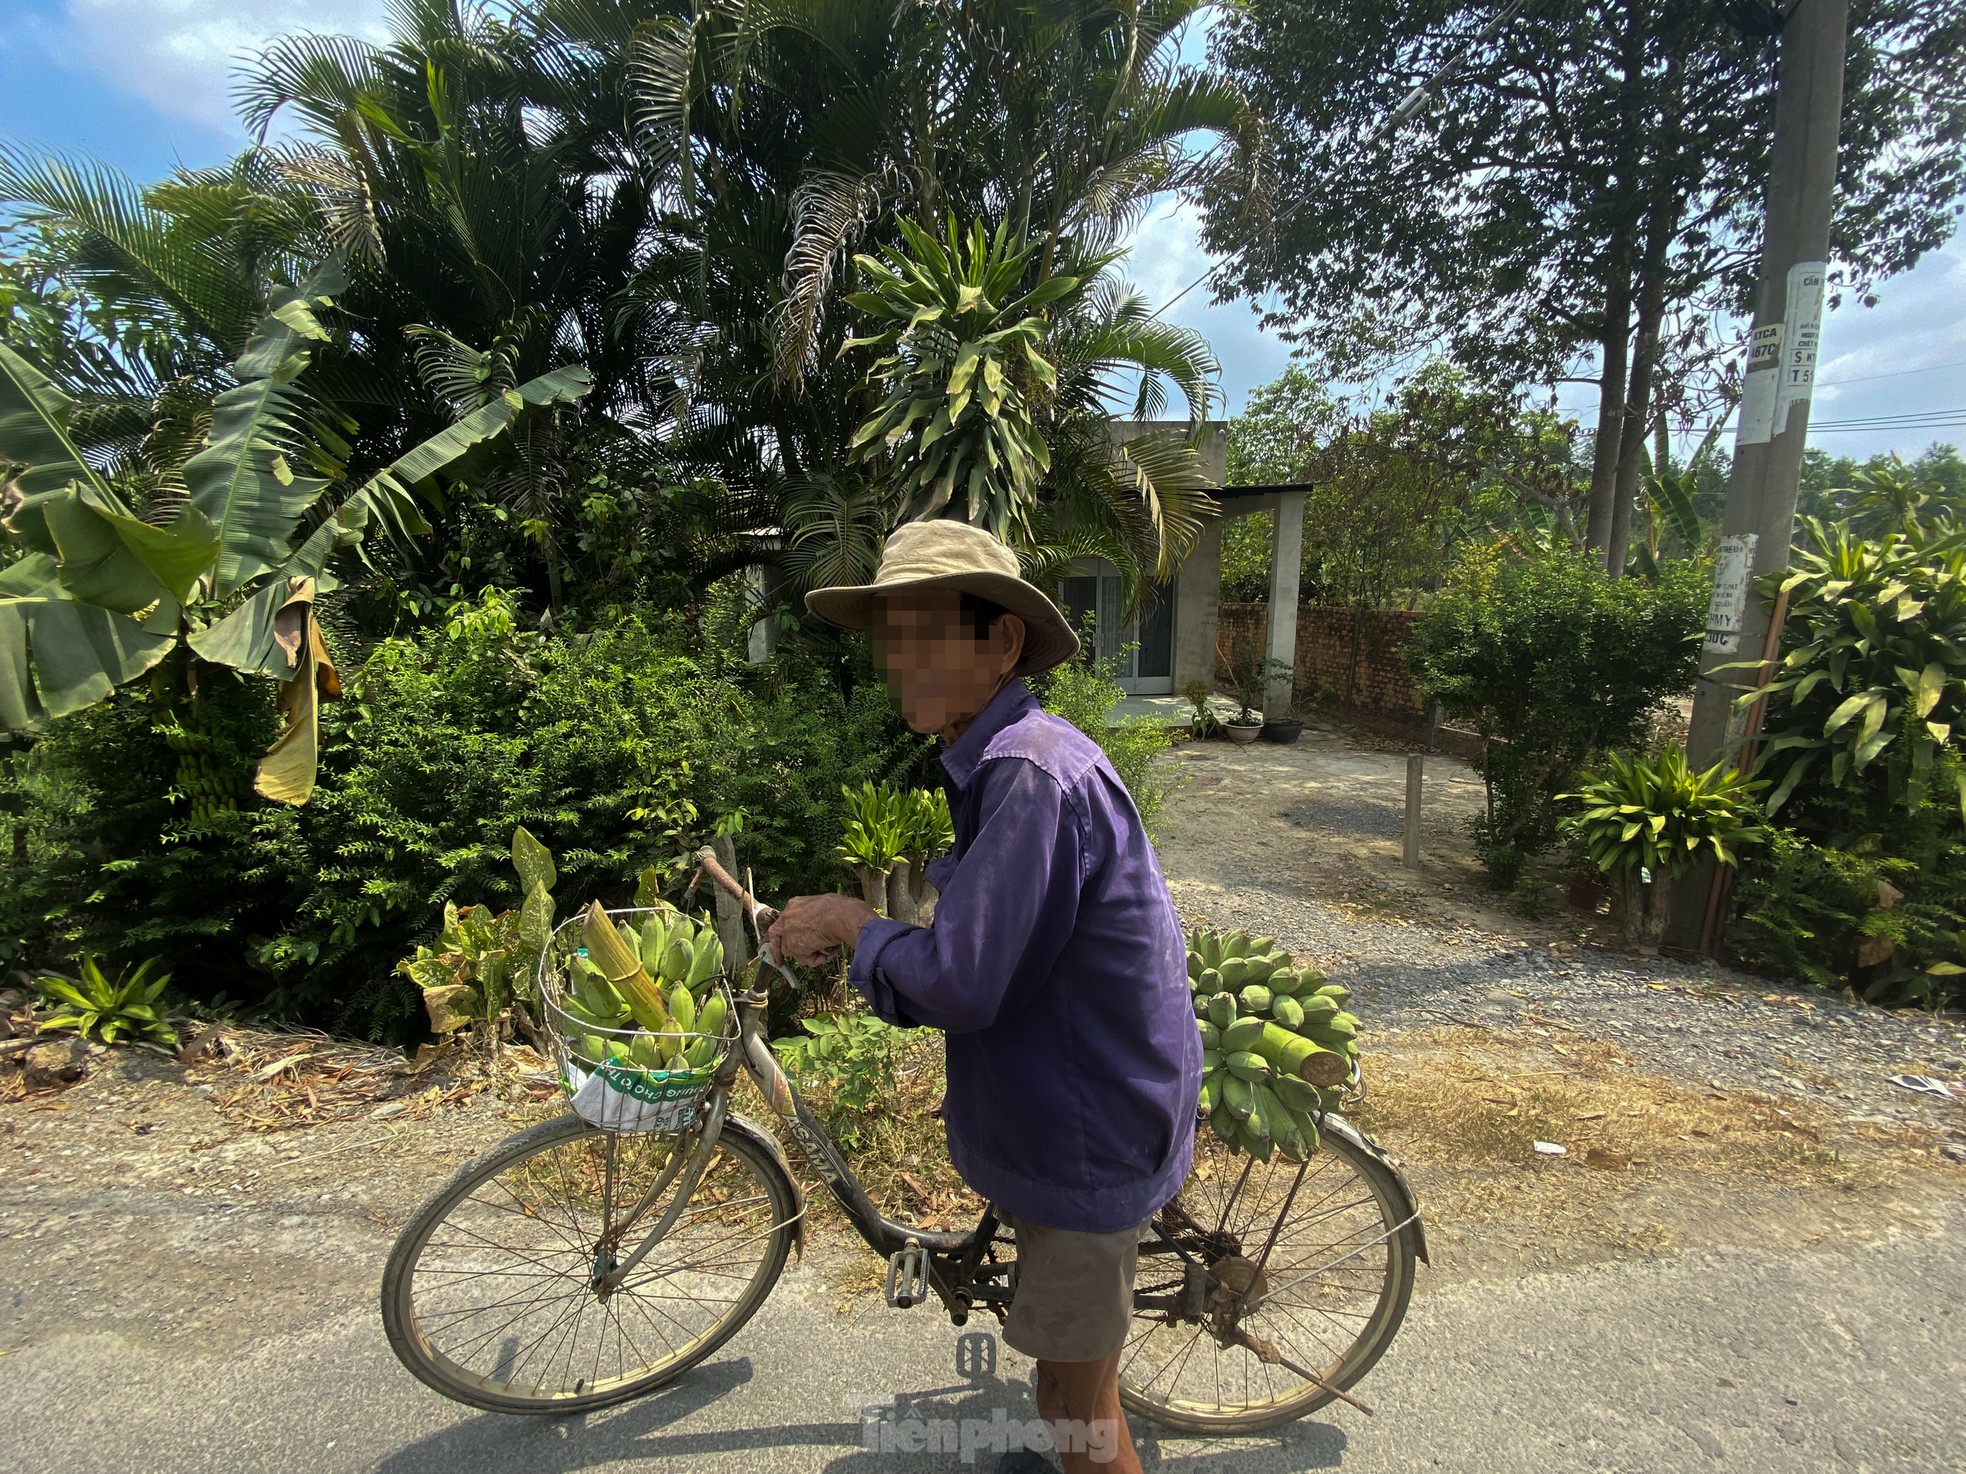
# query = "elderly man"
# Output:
<box><xmin>768</xmin><ymin>520</ymin><xmax>1201</xmax><ymax>1474</ymax></box>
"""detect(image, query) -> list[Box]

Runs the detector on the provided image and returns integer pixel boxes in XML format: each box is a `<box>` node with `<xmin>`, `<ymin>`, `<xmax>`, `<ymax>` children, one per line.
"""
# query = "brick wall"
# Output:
<box><xmin>1215</xmin><ymin>604</ymin><xmax>1428</xmax><ymax>719</ymax></box>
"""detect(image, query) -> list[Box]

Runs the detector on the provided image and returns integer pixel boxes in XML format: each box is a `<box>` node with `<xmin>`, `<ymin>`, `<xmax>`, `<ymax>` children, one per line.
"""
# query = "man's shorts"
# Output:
<box><xmin>998</xmin><ymin>1208</ymin><xmax>1149</xmax><ymax>1363</ymax></box>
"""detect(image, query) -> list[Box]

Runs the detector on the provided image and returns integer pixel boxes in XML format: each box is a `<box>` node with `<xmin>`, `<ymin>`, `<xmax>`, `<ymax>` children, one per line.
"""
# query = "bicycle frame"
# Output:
<box><xmin>591</xmin><ymin>977</ymin><xmax>1015</xmax><ymax>1325</ymax></box>
<box><xmin>587</xmin><ymin>846</ymin><xmax>1426</xmax><ymax>1361</ymax></box>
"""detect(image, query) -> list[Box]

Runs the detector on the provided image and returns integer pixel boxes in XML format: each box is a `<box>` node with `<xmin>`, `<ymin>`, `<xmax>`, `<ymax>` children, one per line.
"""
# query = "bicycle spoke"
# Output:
<box><xmin>1120</xmin><ymin>1130</ymin><xmax>1410</xmax><ymax>1426</ymax></box>
<box><xmin>393</xmin><ymin>1122</ymin><xmax>791</xmax><ymax>1407</ymax></box>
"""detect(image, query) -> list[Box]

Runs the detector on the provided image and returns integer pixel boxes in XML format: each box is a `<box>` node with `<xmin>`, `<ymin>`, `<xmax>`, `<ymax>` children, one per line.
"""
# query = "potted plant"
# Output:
<box><xmin>1224</xmin><ymin>634</ymin><xmax>1288</xmax><ymax>745</ymax></box>
<box><xmin>1560</xmin><ymin>748</ymin><xmax>1768</xmax><ymax>953</ymax></box>
<box><xmin>1182</xmin><ymin>679</ymin><xmax>1225</xmax><ymax>740</ymax></box>
<box><xmin>1260</xmin><ymin>699</ymin><xmax>1305</xmax><ymax>744</ymax></box>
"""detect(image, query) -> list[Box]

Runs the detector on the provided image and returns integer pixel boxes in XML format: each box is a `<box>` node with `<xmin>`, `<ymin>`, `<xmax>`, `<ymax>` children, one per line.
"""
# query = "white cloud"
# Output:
<box><xmin>55</xmin><ymin>1</ymin><xmax>392</xmax><ymax>138</ymax></box>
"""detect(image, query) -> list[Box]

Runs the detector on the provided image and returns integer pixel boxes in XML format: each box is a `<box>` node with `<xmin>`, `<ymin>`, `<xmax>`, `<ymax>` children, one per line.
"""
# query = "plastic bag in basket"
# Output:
<box><xmin>566</xmin><ymin>1059</ymin><xmax>707</xmax><ymax>1133</ymax></box>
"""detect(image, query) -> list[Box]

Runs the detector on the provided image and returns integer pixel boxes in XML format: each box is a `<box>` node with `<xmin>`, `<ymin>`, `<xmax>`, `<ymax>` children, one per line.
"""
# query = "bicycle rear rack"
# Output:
<box><xmin>885</xmin><ymin>1237</ymin><xmax>929</xmax><ymax>1309</ymax></box>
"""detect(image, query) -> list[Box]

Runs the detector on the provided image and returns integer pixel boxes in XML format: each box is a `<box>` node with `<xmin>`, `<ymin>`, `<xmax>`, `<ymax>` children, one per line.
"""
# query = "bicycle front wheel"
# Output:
<box><xmin>381</xmin><ymin>1111</ymin><xmax>798</xmax><ymax>1414</ymax></box>
<box><xmin>1120</xmin><ymin>1121</ymin><xmax>1419</xmax><ymax>1434</ymax></box>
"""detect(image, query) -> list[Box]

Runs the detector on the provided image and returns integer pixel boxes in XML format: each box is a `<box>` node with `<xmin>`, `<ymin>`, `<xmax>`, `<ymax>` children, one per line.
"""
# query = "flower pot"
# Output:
<box><xmin>1259</xmin><ymin>720</ymin><xmax>1303</xmax><ymax>744</ymax></box>
<box><xmin>1224</xmin><ymin>722</ymin><xmax>1263</xmax><ymax>745</ymax></box>
<box><xmin>1567</xmin><ymin>874</ymin><xmax>1608</xmax><ymax>912</ymax></box>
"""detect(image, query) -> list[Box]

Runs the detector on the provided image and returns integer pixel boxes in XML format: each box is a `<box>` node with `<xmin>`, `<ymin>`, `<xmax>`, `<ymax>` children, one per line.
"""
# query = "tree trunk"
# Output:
<box><xmin>1607</xmin><ymin>50</ymin><xmax>1691</xmax><ymax>579</ymax></box>
<box><xmin>886</xmin><ymin>858</ymin><xmax>918</xmax><ymax>926</ymax></box>
<box><xmin>1583</xmin><ymin>278</ymin><xmax>1632</xmax><ymax>556</ymax></box>
<box><xmin>1605</xmin><ymin>291</ymin><xmax>1663</xmax><ymax>576</ymax></box>
<box><xmin>1585</xmin><ymin>3</ymin><xmax>1648</xmax><ymax>562</ymax></box>
<box><xmin>854</xmin><ymin>865</ymin><xmax>887</xmax><ymax>913</ymax></box>
<box><xmin>1610</xmin><ymin>869</ymin><xmax>1670</xmax><ymax>953</ymax></box>
<box><xmin>1344</xmin><ymin>607</ymin><xmax>1362</xmax><ymax>706</ymax></box>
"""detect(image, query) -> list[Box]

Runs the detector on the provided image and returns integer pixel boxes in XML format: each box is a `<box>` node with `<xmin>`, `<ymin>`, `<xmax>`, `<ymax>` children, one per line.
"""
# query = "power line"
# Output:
<box><xmin>1810</xmin><ymin>410</ymin><xmax>1966</xmax><ymax>427</ymax></box>
<box><xmin>1714</xmin><ymin>417</ymin><xmax>1966</xmax><ymax>435</ymax></box>
<box><xmin>1816</xmin><ymin>358</ymin><xmax>1966</xmax><ymax>388</ymax></box>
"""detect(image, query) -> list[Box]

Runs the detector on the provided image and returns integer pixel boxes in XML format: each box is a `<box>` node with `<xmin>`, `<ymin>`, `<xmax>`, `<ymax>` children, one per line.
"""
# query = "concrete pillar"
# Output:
<box><xmin>1264</xmin><ymin>489</ymin><xmax>1306</xmax><ymax>716</ymax></box>
<box><xmin>746</xmin><ymin>563</ymin><xmax>784</xmax><ymax>663</ymax></box>
<box><xmin>1173</xmin><ymin>515</ymin><xmax>1222</xmax><ymax>694</ymax></box>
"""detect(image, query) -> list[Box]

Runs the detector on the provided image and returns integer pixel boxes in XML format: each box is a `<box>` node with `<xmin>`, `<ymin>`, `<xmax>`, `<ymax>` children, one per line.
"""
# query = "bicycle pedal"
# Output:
<box><xmin>885</xmin><ymin>1239</ymin><xmax>929</xmax><ymax>1309</ymax></box>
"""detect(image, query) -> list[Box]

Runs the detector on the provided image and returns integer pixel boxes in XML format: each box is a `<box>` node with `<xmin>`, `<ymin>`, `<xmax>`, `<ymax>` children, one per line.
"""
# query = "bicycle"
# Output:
<box><xmin>381</xmin><ymin>848</ymin><xmax>1428</xmax><ymax>1435</ymax></box>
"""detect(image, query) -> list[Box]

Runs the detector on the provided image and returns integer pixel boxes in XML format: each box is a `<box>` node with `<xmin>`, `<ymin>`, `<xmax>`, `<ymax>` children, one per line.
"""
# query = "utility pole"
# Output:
<box><xmin>1671</xmin><ymin>0</ymin><xmax>1850</xmax><ymax>951</ymax></box>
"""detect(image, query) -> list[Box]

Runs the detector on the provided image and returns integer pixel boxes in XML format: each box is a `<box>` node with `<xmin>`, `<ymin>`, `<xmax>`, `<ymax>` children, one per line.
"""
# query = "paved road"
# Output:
<box><xmin>7</xmin><ymin>1200</ymin><xmax>1962</xmax><ymax>1474</ymax></box>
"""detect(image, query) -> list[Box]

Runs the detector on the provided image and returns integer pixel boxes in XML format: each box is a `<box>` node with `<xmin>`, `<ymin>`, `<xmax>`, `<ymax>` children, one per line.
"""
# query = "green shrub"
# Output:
<box><xmin>1740</xmin><ymin>515</ymin><xmax>1966</xmax><ymax>819</ymax></box>
<box><xmin>0</xmin><ymin>672</ymin><xmax>307</xmax><ymax>997</ymax></box>
<box><xmin>1561</xmin><ymin>748</ymin><xmax>1768</xmax><ymax>880</ymax></box>
<box><xmin>1561</xmin><ymin>746</ymin><xmax>1767</xmax><ymax>950</ymax></box>
<box><xmin>770</xmin><ymin>1011</ymin><xmax>921</xmax><ymax>1153</ymax></box>
<box><xmin>1722</xmin><ymin>493</ymin><xmax>1966</xmax><ymax>1008</ymax></box>
<box><xmin>1731</xmin><ymin>824</ymin><xmax>1966</xmax><ymax>1008</ymax></box>
<box><xmin>1</xmin><ymin>592</ymin><xmax>923</xmax><ymax>1038</ymax></box>
<box><xmin>1407</xmin><ymin>544</ymin><xmax>1708</xmax><ymax>885</ymax></box>
<box><xmin>1036</xmin><ymin>646</ymin><xmax>1177</xmax><ymax>830</ymax></box>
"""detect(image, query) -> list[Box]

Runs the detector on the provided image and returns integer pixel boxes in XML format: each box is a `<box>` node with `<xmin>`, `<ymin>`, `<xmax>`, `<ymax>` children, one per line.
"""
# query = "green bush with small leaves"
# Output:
<box><xmin>1</xmin><ymin>591</ymin><xmax>923</xmax><ymax>1039</ymax></box>
<box><xmin>1037</xmin><ymin>643</ymin><xmax>1178</xmax><ymax>831</ymax></box>
<box><xmin>1408</xmin><ymin>545</ymin><xmax>1708</xmax><ymax>885</ymax></box>
<box><xmin>770</xmin><ymin>1011</ymin><xmax>921</xmax><ymax>1153</ymax></box>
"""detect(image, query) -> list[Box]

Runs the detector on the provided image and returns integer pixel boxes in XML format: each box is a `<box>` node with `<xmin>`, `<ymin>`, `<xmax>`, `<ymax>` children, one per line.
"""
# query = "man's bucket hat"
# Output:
<box><xmin>804</xmin><ymin>520</ymin><xmax>1081</xmax><ymax>676</ymax></box>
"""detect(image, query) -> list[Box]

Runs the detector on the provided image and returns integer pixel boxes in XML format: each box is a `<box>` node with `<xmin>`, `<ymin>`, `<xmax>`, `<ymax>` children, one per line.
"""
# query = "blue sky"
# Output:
<box><xmin>4</xmin><ymin>0</ymin><xmax>1960</xmax><ymax>461</ymax></box>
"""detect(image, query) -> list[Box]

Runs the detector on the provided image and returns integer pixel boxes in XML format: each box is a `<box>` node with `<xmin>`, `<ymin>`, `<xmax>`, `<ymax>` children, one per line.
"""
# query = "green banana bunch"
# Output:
<box><xmin>1186</xmin><ymin>925</ymin><xmax>1361</xmax><ymax>1161</ymax></box>
<box><xmin>561</xmin><ymin>903</ymin><xmax>736</xmax><ymax>1080</ymax></box>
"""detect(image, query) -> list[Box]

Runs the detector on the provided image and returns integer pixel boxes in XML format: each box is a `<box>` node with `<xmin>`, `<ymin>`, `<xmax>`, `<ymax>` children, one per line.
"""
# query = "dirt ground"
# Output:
<box><xmin>4</xmin><ymin>713</ymin><xmax>1963</xmax><ymax>1350</ymax></box>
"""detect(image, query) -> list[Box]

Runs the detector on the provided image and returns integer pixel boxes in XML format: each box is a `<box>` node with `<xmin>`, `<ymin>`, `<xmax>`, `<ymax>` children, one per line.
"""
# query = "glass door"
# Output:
<box><xmin>1058</xmin><ymin>561</ymin><xmax>1174</xmax><ymax>695</ymax></box>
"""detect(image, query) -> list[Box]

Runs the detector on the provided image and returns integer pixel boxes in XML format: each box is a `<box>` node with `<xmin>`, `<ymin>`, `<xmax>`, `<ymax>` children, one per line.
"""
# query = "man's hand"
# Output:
<box><xmin>766</xmin><ymin>894</ymin><xmax>880</xmax><ymax>968</ymax></box>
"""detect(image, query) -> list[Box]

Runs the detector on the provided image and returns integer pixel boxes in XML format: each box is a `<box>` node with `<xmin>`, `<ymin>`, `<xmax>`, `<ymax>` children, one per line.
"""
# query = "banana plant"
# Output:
<box><xmin>1628</xmin><ymin>424</ymin><xmax>1719</xmax><ymax>578</ymax></box>
<box><xmin>0</xmin><ymin>259</ymin><xmax>590</xmax><ymax>800</ymax></box>
<box><xmin>844</xmin><ymin>217</ymin><xmax>1080</xmax><ymax>542</ymax></box>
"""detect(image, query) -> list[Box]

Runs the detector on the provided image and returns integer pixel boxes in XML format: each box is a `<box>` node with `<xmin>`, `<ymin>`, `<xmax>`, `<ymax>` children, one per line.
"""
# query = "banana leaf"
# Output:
<box><xmin>185</xmin><ymin>267</ymin><xmax>344</xmax><ymax>599</ymax></box>
<box><xmin>0</xmin><ymin>342</ymin><xmax>111</xmax><ymax>506</ymax></box>
<box><xmin>251</xmin><ymin>577</ymin><xmax>340</xmax><ymax>806</ymax></box>
<box><xmin>41</xmin><ymin>486</ymin><xmax>219</xmax><ymax>611</ymax></box>
<box><xmin>0</xmin><ymin>558</ymin><xmax>175</xmax><ymax>729</ymax></box>
<box><xmin>186</xmin><ymin>576</ymin><xmax>302</xmax><ymax>677</ymax></box>
<box><xmin>287</xmin><ymin>364</ymin><xmax>592</xmax><ymax>576</ymax></box>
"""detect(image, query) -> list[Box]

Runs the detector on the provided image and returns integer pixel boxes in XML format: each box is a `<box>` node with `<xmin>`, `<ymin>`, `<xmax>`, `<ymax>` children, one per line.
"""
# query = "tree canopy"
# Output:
<box><xmin>2</xmin><ymin>0</ymin><xmax>1258</xmax><ymax>630</ymax></box>
<box><xmin>1202</xmin><ymin>0</ymin><xmax>1966</xmax><ymax>573</ymax></box>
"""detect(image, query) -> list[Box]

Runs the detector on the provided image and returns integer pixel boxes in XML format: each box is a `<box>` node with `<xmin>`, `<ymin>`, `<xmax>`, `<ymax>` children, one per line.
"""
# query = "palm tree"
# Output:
<box><xmin>5</xmin><ymin>0</ymin><xmax>1257</xmax><ymax>621</ymax></box>
<box><xmin>625</xmin><ymin>0</ymin><xmax>1253</xmax><ymax>588</ymax></box>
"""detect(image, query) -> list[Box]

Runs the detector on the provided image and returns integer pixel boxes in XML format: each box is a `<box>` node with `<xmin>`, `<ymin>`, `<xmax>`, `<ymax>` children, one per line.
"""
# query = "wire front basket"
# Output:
<box><xmin>537</xmin><ymin>906</ymin><xmax>735</xmax><ymax>1133</ymax></box>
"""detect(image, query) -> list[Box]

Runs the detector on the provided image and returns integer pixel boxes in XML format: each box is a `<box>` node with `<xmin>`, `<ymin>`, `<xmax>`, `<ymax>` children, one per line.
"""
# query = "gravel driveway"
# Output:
<box><xmin>1153</xmin><ymin>723</ymin><xmax>1966</xmax><ymax>1149</ymax></box>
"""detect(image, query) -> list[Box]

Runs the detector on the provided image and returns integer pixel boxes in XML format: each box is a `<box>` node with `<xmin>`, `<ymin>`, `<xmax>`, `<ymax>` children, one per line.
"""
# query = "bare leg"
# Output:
<box><xmin>1034</xmin><ymin>1351</ymin><xmax>1141</xmax><ymax>1474</ymax></box>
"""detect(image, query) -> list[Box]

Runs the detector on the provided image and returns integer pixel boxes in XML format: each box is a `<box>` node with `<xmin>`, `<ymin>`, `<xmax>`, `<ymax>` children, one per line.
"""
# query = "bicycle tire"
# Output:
<box><xmin>1119</xmin><ymin>1123</ymin><xmax>1419</xmax><ymax>1434</ymax></box>
<box><xmin>381</xmin><ymin>1111</ymin><xmax>798</xmax><ymax>1415</ymax></box>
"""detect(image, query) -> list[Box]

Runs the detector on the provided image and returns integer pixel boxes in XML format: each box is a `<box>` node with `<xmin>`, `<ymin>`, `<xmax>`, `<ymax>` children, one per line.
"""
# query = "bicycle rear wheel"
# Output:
<box><xmin>381</xmin><ymin>1111</ymin><xmax>798</xmax><ymax>1414</ymax></box>
<box><xmin>1119</xmin><ymin>1121</ymin><xmax>1419</xmax><ymax>1434</ymax></box>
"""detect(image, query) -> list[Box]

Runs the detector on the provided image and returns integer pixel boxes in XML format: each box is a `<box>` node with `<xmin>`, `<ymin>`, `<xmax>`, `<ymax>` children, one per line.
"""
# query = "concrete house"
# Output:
<box><xmin>1077</xmin><ymin>421</ymin><xmax>1307</xmax><ymax>716</ymax></box>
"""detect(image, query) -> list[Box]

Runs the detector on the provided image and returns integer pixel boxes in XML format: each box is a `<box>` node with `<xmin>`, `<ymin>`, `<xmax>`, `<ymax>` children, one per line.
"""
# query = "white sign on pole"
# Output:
<box><xmin>1746</xmin><ymin>321</ymin><xmax>1784</xmax><ymax>371</ymax></box>
<box><xmin>1702</xmin><ymin>533</ymin><xmax>1760</xmax><ymax>655</ymax></box>
<box><xmin>1774</xmin><ymin>261</ymin><xmax>1827</xmax><ymax>436</ymax></box>
<box><xmin>1735</xmin><ymin>370</ymin><xmax>1777</xmax><ymax>448</ymax></box>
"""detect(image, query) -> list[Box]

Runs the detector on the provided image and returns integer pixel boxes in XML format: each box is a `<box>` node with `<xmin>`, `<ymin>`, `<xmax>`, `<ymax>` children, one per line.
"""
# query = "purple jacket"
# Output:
<box><xmin>848</xmin><ymin>678</ymin><xmax>1201</xmax><ymax>1233</ymax></box>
